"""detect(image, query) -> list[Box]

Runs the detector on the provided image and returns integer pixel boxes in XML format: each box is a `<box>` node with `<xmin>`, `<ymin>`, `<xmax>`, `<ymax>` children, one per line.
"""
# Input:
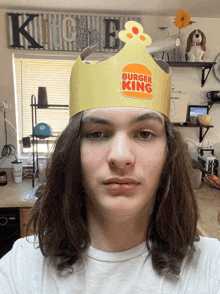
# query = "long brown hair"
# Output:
<box><xmin>26</xmin><ymin>111</ymin><xmax>200</xmax><ymax>275</ymax></box>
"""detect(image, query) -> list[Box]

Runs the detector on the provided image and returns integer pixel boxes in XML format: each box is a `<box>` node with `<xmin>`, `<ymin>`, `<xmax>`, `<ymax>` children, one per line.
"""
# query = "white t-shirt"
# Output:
<box><xmin>0</xmin><ymin>235</ymin><xmax>219</xmax><ymax>294</ymax></box>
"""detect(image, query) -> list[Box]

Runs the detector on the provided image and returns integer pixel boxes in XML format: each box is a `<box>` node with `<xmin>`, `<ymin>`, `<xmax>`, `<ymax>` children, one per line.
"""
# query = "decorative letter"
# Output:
<box><xmin>62</xmin><ymin>17</ymin><xmax>76</xmax><ymax>42</ymax></box>
<box><xmin>41</xmin><ymin>19</ymin><xmax>48</xmax><ymax>45</ymax></box>
<box><xmin>104</xmin><ymin>19</ymin><xmax>120</xmax><ymax>49</ymax></box>
<box><xmin>76</xmin><ymin>16</ymin><xmax>88</xmax><ymax>51</ymax></box>
<box><xmin>50</xmin><ymin>20</ymin><xmax>61</xmax><ymax>48</ymax></box>
<box><xmin>8</xmin><ymin>13</ymin><xmax>43</xmax><ymax>48</ymax></box>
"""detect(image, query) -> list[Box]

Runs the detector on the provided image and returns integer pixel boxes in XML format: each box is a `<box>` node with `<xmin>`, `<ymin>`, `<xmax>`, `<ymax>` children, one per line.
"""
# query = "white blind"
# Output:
<box><xmin>14</xmin><ymin>58</ymin><xmax>75</xmax><ymax>153</ymax></box>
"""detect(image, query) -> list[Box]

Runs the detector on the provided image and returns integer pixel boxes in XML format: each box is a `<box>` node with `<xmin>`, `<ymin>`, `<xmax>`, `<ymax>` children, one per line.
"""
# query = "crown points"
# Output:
<box><xmin>119</xmin><ymin>21</ymin><xmax>152</xmax><ymax>46</ymax></box>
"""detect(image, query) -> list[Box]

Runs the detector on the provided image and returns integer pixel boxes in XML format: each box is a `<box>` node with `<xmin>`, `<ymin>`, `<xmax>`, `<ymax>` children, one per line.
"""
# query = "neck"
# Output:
<box><xmin>191</xmin><ymin>42</ymin><xmax>201</xmax><ymax>46</ymax></box>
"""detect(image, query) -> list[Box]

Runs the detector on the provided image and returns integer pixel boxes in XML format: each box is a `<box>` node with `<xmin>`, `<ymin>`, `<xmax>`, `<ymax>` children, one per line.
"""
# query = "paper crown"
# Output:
<box><xmin>70</xmin><ymin>21</ymin><xmax>171</xmax><ymax>118</ymax></box>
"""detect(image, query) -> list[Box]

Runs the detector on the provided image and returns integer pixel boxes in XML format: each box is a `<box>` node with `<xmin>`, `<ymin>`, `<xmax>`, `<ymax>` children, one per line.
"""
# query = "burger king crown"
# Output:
<box><xmin>70</xmin><ymin>21</ymin><xmax>171</xmax><ymax>118</ymax></box>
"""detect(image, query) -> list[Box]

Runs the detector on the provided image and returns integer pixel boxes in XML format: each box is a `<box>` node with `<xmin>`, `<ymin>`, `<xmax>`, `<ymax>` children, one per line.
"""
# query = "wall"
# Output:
<box><xmin>0</xmin><ymin>8</ymin><xmax>220</xmax><ymax>170</ymax></box>
<box><xmin>142</xmin><ymin>16</ymin><xmax>220</xmax><ymax>168</ymax></box>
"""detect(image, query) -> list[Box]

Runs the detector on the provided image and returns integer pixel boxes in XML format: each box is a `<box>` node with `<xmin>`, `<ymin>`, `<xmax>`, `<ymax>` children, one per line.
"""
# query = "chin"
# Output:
<box><xmin>101</xmin><ymin>195</ymin><xmax>150</xmax><ymax>217</ymax></box>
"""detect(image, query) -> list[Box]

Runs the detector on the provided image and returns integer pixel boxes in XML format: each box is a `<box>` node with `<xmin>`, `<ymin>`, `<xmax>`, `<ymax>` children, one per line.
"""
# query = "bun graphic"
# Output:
<box><xmin>122</xmin><ymin>63</ymin><xmax>153</xmax><ymax>99</ymax></box>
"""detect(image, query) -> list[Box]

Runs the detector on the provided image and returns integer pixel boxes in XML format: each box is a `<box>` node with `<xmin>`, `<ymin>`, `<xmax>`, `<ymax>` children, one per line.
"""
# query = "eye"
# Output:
<box><xmin>138</xmin><ymin>131</ymin><xmax>154</xmax><ymax>139</ymax></box>
<box><xmin>85</xmin><ymin>131</ymin><xmax>155</xmax><ymax>140</ymax></box>
<box><xmin>86</xmin><ymin>131</ymin><xmax>103</xmax><ymax>139</ymax></box>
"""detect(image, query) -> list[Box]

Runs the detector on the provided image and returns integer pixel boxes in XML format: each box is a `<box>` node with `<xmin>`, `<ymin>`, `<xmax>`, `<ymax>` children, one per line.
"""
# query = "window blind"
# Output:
<box><xmin>14</xmin><ymin>58</ymin><xmax>75</xmax><ymax>154</ymax></box>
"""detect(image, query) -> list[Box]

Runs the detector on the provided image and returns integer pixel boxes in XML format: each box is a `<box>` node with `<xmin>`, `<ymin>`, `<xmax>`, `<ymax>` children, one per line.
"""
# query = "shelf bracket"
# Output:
<box><xmin>201</xmin><ymin>64</ymin><xmax>214</xmax><ymax>87</ymax></box>
<box><xmin>199</xmin><ymin>127</ymin><xmax>210</xmax><ymax>143</ymax></box>
<box><xmin>207</xmin><ymin>101</ymin><xmax>214</xmax><ymax>113</ymax></box>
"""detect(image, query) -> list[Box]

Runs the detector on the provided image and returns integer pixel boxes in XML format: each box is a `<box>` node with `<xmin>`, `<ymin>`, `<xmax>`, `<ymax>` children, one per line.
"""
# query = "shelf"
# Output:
<box><xmin>167</xmin><ymin>62</ymin><xmax>216</xmax><ymax>87</ymax></box>
<box><xmin>167</xmin><ymin>62</ymin><xmax>216</xmax><ymax>67</ymax></box>
<box><xmin>174</xmin><ymin>123</ymin><xmax>214</xmax><ymax>143</ymax></box>
<box><xmin>174</xmin><ymin>123</ymin><xmax>214</xmax><ymax>127</ymax></box>
<box><xmin>30</xmin><ymin>96</ymin><xmax>70</xmax><ymax>188</ymax></box>
<box><xmin>30</xmin><ymin>104</ymin><xmax>69</xmax><ymax>108</ymax></box>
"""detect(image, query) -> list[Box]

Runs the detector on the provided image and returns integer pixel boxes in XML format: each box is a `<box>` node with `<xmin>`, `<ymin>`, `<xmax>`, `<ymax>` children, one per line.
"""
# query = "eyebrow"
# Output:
<box><xmin>82</xmin><ymin>111</ymin><xmax>164</xmax><ymax>127</ymax></box>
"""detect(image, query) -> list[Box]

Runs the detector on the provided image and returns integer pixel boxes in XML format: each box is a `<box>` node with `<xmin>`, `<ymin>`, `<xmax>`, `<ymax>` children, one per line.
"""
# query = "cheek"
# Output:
<box><xmin>81</xmin><ymin>144</ymin><xmax>104</xmax><ymax>166</ymax></box>
<box><xmin>80</xmin><ymin>145</ymin><xmax>105</xmax><ymax>181</ymax></box>
<box><xmin>139</xmin><ymin>142</ymin><xmax>167</xmax><ymax>175</ymax></box>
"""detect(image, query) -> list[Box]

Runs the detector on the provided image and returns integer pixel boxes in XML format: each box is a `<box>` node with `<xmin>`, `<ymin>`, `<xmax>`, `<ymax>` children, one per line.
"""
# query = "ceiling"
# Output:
<box><xmin>0</xmin><ymin>0</ymin><xmax>220</xmax><ymax>18</ymax></box>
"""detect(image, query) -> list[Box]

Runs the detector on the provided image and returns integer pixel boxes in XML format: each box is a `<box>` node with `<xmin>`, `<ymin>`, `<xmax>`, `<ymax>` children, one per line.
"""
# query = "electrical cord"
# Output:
<box><xmin>0</xmin><ymin>111</ymin><xmax>17</xmax><ymax>161</ymax></box>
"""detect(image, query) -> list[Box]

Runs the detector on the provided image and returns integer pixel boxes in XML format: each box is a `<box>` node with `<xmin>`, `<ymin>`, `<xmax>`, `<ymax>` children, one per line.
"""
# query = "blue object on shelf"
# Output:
<box><xmin>34</xmin><ymin>123</ymin><xmax>52</xmax><ymax>139</ymax></box>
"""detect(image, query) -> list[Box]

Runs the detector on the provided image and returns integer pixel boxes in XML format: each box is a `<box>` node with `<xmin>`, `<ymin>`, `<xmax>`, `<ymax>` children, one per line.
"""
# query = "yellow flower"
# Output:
<box><xmin>174</xmin><ymin>10</ymin><xmax>191</xmax><ymax>29</ymax></box>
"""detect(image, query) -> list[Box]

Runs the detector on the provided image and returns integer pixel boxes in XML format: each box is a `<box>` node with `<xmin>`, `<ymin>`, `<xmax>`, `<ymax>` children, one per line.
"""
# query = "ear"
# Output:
<box><xmin>199</xmin><ymin>30</ymin><xmax>206</xmax><ymax>51</ymax></box>
<box><xmin>186</xmin><ymin>31</ymin><xmax>193</xmax><ymax>52</ymax></box>
<box><xmin>192</xmin><ymin>30</ymin><xmax>196</xmax><ymax>38</ymax></box>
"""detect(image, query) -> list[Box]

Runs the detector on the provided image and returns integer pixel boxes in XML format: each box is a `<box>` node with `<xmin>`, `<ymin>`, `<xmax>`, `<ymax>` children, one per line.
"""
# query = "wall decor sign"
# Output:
<box><xmin>7</xmin><ymin>12</ymin><xmax>141</xmax><ymax>53</ymax></box>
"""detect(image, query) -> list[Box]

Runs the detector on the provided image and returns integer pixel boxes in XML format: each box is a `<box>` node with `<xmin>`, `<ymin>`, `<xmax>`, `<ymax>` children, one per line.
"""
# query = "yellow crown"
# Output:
<box><xmin>70</xmin><ymin>21</ymin><xmax>171</xmax><ymax>118</ymax></box>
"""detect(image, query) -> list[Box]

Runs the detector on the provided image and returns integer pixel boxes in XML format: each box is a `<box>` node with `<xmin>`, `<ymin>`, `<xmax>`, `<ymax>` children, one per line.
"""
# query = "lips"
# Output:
<box><xmin>104</xmin><ymin>177</ymin><xmax>140</xmax><ymax>193</ymax></box>
<box><xmin>104</xmin><ymin>177</ymin><xmax>139</xmax><ymax>185</ymax></box>
<box><xmin>105</xmin><ymin>182</ymin><xmax>139</xmax><ymax>193</ymax></box>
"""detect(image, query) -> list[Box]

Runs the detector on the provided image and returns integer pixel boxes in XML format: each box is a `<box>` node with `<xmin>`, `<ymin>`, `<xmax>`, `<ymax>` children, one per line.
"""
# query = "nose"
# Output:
<box><xmin>195</xmin><ymin>34</ymin><xmax>200</xmax><ymax>38</ymax></box>
<box><xmin>107</xmin><ymin>133</ymin><xmax>135</xmax><ymax>169</ymax></box>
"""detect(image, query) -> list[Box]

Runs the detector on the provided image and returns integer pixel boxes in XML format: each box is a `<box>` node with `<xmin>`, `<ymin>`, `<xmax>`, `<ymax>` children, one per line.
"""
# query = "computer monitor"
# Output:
<box><xmin>187</xmin><ymin>105</ymin><xmax>208</xmax><ymax>124</ymax></box>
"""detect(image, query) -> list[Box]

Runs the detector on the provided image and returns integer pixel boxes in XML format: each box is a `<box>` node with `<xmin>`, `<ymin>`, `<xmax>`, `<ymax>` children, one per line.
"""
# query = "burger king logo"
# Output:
<box><xmin>121</xmin><ymin>63</ymin><xmax>153</xmax><ymax>99</ymax></box>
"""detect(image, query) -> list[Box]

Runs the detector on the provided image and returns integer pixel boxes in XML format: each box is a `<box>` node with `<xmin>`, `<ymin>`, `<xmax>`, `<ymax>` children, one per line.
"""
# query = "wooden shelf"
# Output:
<box><xmin>167</xmin><ymin>61</ymin><xmax>216</xmax><ymax>87</ymax></box>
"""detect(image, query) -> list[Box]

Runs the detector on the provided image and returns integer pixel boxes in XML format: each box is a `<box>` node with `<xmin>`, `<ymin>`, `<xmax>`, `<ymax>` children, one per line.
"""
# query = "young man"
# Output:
<box><xmin>0</xmin><ymin>21</ymin><xmax>219</xmax><ymax>293</ymax></box>
<box><xmin>81</xmin><ymin>107</ymin><xmax>167</xmax><ymax>253</ymax></box>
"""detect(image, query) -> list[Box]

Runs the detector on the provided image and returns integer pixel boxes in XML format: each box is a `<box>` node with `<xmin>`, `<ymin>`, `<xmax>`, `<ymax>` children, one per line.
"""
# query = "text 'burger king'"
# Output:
<box><xmin>121</xmin><ymin>63</ymin><xmax>153</xmax><ymax>99</ymax></box>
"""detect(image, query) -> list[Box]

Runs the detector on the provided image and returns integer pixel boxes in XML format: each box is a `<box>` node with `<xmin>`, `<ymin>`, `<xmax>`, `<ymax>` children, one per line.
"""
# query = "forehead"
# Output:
<box><xmin>82</xmin><ymin>107</ymin><xmax>165</xmax><ymax>126</ymax></box>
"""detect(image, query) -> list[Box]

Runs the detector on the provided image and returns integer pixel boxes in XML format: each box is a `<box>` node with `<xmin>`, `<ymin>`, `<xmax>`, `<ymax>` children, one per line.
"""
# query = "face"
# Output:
<box><xmin>80</xmin><ymin>107</ymin><xmax>167</xmax><ymax>220</ymax></box>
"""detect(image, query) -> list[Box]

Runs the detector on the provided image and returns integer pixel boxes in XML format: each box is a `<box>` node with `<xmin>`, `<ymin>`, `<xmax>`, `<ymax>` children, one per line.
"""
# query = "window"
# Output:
<box><xmin>14</xmin><ymin>58</ymin><xmax>74</xmax><ymax>156</ymax></box>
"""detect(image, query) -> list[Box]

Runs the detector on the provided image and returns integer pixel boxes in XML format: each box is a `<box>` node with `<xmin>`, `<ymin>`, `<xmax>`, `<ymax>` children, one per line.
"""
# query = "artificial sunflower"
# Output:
<box><xmin>174</xmin><ymin>10</ymin><xmax>191</xmax><ymax>29</ymax></box>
